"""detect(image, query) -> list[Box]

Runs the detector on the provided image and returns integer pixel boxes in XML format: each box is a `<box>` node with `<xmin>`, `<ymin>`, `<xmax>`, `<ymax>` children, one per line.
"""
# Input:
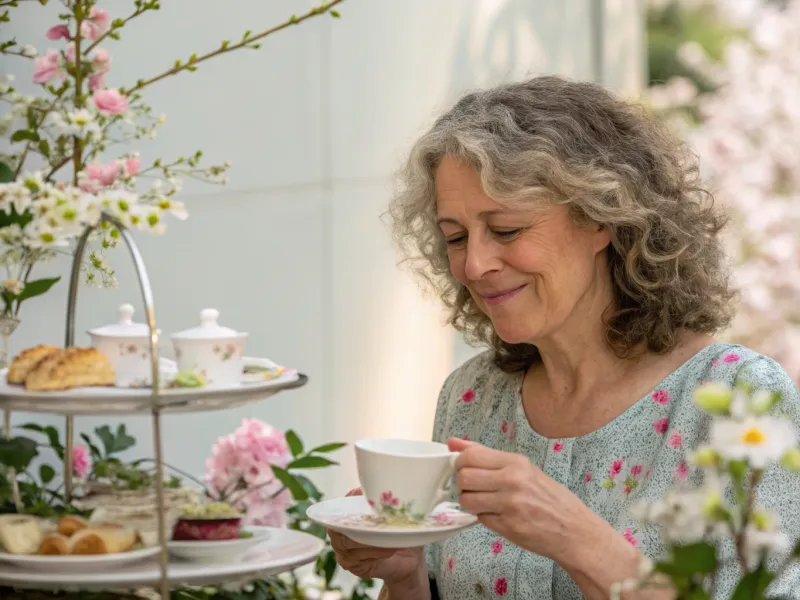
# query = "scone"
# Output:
<box><xmin>24</xmin><ymin>347</ymin><xmax>115</xmax><ymax>392</ymax></box>
<box><xmin>7</xmin><ymin>344</ymin><xmax>60</xmax><ymax>384</ymax></box>
<box><xmin>38</xmin><ymin>532</ymin><xmax>70</xmax><ymax>555</ymax></box>
<box><xmin>0</xmin><ymin>514</ymin><xmax>42</xmax><ymax>554</ymax></box>
<box><xmin>58</xmin><ymin>514</ymin><xmax>88</xmax><ymax>537</ymax></box>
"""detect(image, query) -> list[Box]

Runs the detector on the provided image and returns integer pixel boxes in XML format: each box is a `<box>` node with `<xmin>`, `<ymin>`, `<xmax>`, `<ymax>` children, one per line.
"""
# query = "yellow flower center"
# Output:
<box><xmin>742</xmin><ymin>428</ymin><xmax>766</xmax><ymax>445</ymax></box>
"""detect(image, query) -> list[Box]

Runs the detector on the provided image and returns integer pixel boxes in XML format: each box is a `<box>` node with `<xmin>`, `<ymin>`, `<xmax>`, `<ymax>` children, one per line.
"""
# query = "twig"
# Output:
<box><xmin>123</xmin><ymin>0</ymin><xmax>345</xmax><ymax>95</ymax></box>
<box><xmin>70</xmin><ymin>4</ymin><xmax>84</xmax><ymax>186</ymax></box>
<box><xmin>84</xmin><ymin>2</ymin><xmax>153</xmax><ymax>54</ymax></box>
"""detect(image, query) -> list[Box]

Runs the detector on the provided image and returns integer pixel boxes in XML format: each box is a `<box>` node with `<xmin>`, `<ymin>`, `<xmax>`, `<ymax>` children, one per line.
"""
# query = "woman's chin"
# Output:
<box><xmin>491</xmin><ymin>322</ymin><xmax>538</xmax><ymax>346</ymax></box>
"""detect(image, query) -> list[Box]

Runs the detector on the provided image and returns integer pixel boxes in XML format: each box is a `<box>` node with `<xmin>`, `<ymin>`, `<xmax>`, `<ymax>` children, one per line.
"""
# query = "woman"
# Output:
<box><xmin>329</xmin><ymin>76</ymin><xmax>800</xmax><ymax>599</ymax></box>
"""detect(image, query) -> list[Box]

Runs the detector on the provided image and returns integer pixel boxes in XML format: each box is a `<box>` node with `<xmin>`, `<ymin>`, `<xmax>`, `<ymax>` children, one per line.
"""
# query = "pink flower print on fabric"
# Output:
<box><xmin>653</xmin><ymin>418</ymin><xmax>669</xmax><ymax>434</ymax></box>
<box><xmin>623</xmin><ymin>528</ymin><xmax>638</xmax><ymax>546</ymax></box>
<box><xmin>461</xmin><ymin>434</ymin><xmax>469</xmax><ymax>441</ymax></box>
<box><xmin>645</xmin><ymin>469</ymin><xmax>652</xmax><ymax>478</ymax></box>
<box><xmin>447</xmin><ymin>556</ymin><xmax>455</xmax><ymax>572</ymax></box>
<box><xmin>603</xmin><ymin>459</ymin><xmax>624</xmax><ymax>488</ymax></box>
<box><xmin>491</xmin><ymin>539</ymin><xmax>504</xmax><ymax>556</ymax></box>
<box><xmin>494</xmin><ymin>577</ymin><xmax>509</xmax><ymax>596</ymax></box>
<box><xmin>461</xmin><ymin>388</ymin><xmax>475</xmax><ymax>403</ymax></box>
<box><xmin>652</xmin><ymin>389</ymin><xmax>670</xmax><ymax>405</ymax></box>
<box><xmin>553</xmin><ymin>441</ymin><xmax>564</xmax><ymax>453</ymax></box>
<box><xmin>584</xmin><ymin>472</ymin><xmax>592</xmax><ymax>483</ymax></box>
<box><xmin>630</xmin><ymin>464</ymin><xmax>643</xmax><ymax>477</ymax></box>
<box><xmin>724</xmin><ymin>353</ymin><xmax>741</xmax><ymax>364</ymax></box>
<box><xmin>669</xmin><ymin>432</ymin><xmax>684</xmax><ymax>449</ymax></box>
<box><xmin>380</xmin><ymin>491</ymin><xmax>400</xmax><ymax>507</ymax></box>
<box><xmin>675</xmin><ymin>462</ymin><xmax>689</xmax><ymax>480</ymax></box>
<box><xmin>500</xmin><ymin>420</ymin><xmax>515</xmax><ymax>440</ymax></box>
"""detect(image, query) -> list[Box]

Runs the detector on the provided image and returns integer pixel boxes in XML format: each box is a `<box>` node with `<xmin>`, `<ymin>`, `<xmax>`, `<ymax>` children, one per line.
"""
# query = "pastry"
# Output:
<box><xmin>24</xmin><ymin>347</ymin><xmax>115</xmax><ymax>392</ymax></box>
<box><xmin>57</xmin><ymin>514</ymin><xmax>88</xmax><ymax>537</ymax></box>
<box><xmin>7</xmin><ymin>344</ymin><xmax>60</xmax><ymax>384</ymax></box>
<box><xmin>38</xmin><ymin>532</ymin><xmax>70</xmax><ymax>555</ymax></box>
<box><xmin>0</xmin><ymin>514</ymin><xmax>42</xmax><ymax>554</ymax></box>
<box><xmin>70</xmin><ymin>523</ymin><xmax>137</xmax><ymax>555</ymax></box>
<box><xmin>172</xmin><ymin>502</ymin><xmax>242</xmax><ymax>541</ymax></box>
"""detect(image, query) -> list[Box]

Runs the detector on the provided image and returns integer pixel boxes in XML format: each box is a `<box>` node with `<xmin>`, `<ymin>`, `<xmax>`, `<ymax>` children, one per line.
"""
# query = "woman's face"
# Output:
<box><xmin>435</xmin><ymin>155</ymin><xmax>612</xmax><ymax>346</ymax></box>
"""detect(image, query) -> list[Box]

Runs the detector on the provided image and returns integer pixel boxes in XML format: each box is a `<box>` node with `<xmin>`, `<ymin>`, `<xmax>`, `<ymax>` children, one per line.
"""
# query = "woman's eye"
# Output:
<box><xmin>445</xmin><ymin>235</ymin><xmax>466</xmax><ymax>246</ymax></box>
<box><xmin>493</xmin><ymin>228</ymin><xmax>522</xmax><ymax>239</ymax></box>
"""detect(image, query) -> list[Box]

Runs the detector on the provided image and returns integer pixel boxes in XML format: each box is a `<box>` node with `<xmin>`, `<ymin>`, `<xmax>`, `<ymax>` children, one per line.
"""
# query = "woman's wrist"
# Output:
<box><xmin>381</xmin><ymin>566</ymin><xmax>432</xmax><ymax>600</ymax></box>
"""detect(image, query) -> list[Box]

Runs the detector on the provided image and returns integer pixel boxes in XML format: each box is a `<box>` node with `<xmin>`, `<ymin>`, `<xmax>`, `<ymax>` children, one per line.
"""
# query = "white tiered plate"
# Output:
<box><xmin>168</xmin><ymin>526</ymin><xmax>271</xmax><ymax>563</ymax></box>
<box><xmin>0</xmin><ymin>368</ymin><xmax>307</xmax><ymax>415</ymax></box>
<box><xmin>0</xmin><ymin>546</ymin><xmax>160</xmax><ymax>573</ymax></box>
<box><xmin>0</xmin><ymin>527</ymin><xmax>324</xmax><ymax>591</ymax></box>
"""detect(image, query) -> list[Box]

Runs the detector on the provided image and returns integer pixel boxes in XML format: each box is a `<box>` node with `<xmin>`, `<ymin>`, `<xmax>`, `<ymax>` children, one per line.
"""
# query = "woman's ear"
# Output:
<box><xmin>592</xmin><ymin>224</ymin><xmax>612</xmax><ymax>253</ymax></box>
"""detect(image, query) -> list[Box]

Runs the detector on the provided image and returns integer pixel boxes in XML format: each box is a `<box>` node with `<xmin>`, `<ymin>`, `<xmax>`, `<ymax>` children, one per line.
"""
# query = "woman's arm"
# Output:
<box><xmin>376</xmin><ymin>570</ymin><xmax>433</xmax><ymax>600</ymax></box>
<box><xmin>557</xmin><ymin>511</ymin><xmax>674</xmax><ymax>599</ymax></box>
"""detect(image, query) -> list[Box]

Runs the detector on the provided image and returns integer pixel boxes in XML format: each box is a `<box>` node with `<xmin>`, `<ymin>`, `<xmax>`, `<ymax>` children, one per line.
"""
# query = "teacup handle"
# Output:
<box><xmin>432</xmin><ymin>453</ymin><xmax>459</xmax><ymax>507</ymax></box>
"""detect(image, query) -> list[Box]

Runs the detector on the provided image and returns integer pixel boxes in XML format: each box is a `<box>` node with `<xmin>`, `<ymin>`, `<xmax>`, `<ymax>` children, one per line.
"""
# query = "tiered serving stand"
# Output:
<box><xmin>0</xmin><ymin>214</ymin><xmax>322</xmax><ymax>598</ymax></box>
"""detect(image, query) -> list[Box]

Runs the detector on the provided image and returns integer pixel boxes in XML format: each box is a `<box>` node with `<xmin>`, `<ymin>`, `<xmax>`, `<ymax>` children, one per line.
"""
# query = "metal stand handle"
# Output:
<box><xmin>64</xmin><ymin>213</ymin><xmax>169</xmax><ymax>599</ymax></box>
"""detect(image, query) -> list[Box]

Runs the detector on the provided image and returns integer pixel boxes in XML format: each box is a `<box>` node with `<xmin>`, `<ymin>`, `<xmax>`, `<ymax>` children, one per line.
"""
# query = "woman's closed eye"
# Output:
<box><xmin>445</xmin><ymin>228</ymin><xmax>524</xmax><ymax>247</ymax></box>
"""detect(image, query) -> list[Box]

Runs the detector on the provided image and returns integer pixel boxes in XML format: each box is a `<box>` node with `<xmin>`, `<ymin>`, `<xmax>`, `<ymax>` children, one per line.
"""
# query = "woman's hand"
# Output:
<box><xmin>327</xmin><ymin>488</ymin><xmax>428</xmax><ymax>591</ymax></box>
<box><xmin>448</xmin><ymin>437</ymin><xmax>599</xmax><ymax>564</ymax></box>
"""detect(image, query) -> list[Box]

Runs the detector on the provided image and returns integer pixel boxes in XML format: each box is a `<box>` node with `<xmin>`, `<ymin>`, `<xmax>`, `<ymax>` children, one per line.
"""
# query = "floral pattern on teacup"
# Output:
<box><xmin>213</xmin><ymin>342</ymin><xmax>242</xmax><ymax>361</ymax></box>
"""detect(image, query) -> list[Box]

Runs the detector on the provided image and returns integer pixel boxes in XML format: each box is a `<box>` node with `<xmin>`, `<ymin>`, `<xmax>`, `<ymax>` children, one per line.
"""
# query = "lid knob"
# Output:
<box><xmin>200</xmin><ymin>308</ymin><xmax>220</xmax><ymax>327</ymax></box>
<box><xmin>118</xmin><ymin>303</ymin><xmax>135</xmax><ymax>324</ymax></box>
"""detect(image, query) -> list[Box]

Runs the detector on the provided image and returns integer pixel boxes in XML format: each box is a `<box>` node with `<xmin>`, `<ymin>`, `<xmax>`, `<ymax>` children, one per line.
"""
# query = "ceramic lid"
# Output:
<box><xmin>88</xmin><ymin>304</ymin><xmax>156</xmax><ymax>338</ymax></box>
<box><xmin>171</xmin><ymin>308</ymin><xmax>244</xmax><ymax>340</ymax></box>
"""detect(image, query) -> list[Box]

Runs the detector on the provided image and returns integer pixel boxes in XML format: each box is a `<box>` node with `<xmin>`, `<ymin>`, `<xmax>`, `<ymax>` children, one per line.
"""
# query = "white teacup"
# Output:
<box><xmin>354</xmin><ymin>438</ymin><xmax>458</xmax><ymax>524</ymax></box>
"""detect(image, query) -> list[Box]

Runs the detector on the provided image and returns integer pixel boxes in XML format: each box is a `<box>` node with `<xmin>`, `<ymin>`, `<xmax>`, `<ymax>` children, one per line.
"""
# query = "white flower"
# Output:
<box><xmin>742</xmin><ymin>510</ymin><xmax>791</xmax><ymax>568</ymax></box>
<box><xmin>321</xmin><ymin>592</ymin><xmax>342</xmax><ymax>600</ymax></box>
<box><xmin>0</xmin><ymin>182</ymin><xmax>32</xmax><ymax>214</ymax></box>
<box><xmin>24</xmin><ymin>221</ymin><xmax>71</xmax><ymax>249</ymax></box>
<box><xmin>710</xmin><ymin>415</ymin><xmax>797</xmax><ymax>469</ymax></box>
<box><xmin>20</xmin><ymin>45</ymin><xmax>37</xmax><ymax>58</ymax></box>
<box><xmin>0</xmin><ymin>279</ymin><xmax>23</xmax><ymax>295</ymax></box>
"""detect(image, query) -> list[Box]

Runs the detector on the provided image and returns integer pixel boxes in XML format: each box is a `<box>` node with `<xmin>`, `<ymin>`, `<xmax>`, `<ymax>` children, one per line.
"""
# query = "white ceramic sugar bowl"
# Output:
<box><xmin>88</xmin><ymin>303</ymin><xmax>160</xmax><ymax>387</ymax></box>
<box><xmin>170</xmin><ymin>309</ymin><xmax>248</xmax><ymax>386</ymax></box>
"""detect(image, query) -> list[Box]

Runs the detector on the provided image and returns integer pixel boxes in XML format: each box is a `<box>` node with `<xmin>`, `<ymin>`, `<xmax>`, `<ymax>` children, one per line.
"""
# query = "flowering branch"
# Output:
<box><xmin>122</xmin><ymin>0</ymin><xmax>345</xmax><ymax>95</ymax></box>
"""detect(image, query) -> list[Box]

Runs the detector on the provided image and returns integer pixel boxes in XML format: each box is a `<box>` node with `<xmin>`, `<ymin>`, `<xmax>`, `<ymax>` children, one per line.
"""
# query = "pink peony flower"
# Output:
<box><xmin>204</xmin><ymin>418</ymin><xmax>293</xmax><ymax>528</ymax></box>
<box><xmin>93</xmin><ymin>88</ymin><xmax>128</xmax><ymax>114</ymax></box>
<box><xmin>33</xmin><ymin>50</ymin><xmax>64</xmax><ymax>84</ymax></box>
<box><xmin>630</xmin><ymin>464</ymin><xmax>643</xmax><ymax>477</ymax></box>
<box><xmin>491</xmin><ymin>539</ymin><xmax>504</xmax><ymax>556</ymax></box>
<box><xmin>622</xmin><ymin>528</ymin><xmax>638</xmax><ymax>546</ymax></box>
<box><xmin>80</xmin><ymin>6</ymin><xmax>111</xmax><ymax>41</ymax></box>
<box><xmin>79</xmin><ymin>161</ymin><xmax>121</xmax><ymax>192</ymax></box>
<box><xmin>65</xmin><ymin>42</ymin><xmax>77</xmax><ymax>64</ymax></box>
<box><xmin>88</xmin><ymin>72</ymin><xmax>106</xmax><ymax>91</ymax></box>
<box><xmin>461</xmin><ymin>388</ymin><xmax>475</xmax><ymax>403</ymax></box>
<box><xmin>653</xmin><ymin>418</ymin><xmax>669</xmax><ymax>434</ymax></box>
<box><xmin>124</xmin><ymin>158</ymin><xmax>140</xmax><ymax>176</ymax></box>
<box><xmin>72</xmin><ymin>444</ymin><xmax>91</xmax><ymax>479</ymax></box>
<box><xmin>669</xmin><ymin>432</ymin><xmax>683</xmax><ymax>449</ymax></box>
<box><xmin>652</xmin><ymin>389</ymin><xmax>670</xmax><ymax>405</ymax></box>
<box><xmin>46</xmin><ymin>25</ymin><xmax>70</xmax><ymax>40</ymax></box>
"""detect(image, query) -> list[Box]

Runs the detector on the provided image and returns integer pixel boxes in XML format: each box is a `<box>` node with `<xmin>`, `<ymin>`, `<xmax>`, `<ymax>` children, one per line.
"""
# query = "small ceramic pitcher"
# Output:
<box><xmin>170</xmin><ymin>309</ymin><xmax>248</xmax><ymax>386</ymax></box>
<box><xmin>88</xmin><ymin>303</ymin><xmax>160</xmax><ymax>387</ymax></box>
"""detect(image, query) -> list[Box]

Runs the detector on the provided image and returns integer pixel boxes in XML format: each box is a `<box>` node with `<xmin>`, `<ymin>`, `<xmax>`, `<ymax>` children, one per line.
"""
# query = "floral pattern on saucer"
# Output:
<box><xmin>330</xmin><ymin>509</ymin><xmax>473</xmax><ymax>530</ymax></box>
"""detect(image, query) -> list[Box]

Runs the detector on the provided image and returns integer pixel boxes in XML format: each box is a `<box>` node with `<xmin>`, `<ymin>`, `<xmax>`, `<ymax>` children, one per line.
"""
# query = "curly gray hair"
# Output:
<box><xmin>388</xmin><ymin>75</ymin><xmax>736</xmax><ymax>372</ymax></box>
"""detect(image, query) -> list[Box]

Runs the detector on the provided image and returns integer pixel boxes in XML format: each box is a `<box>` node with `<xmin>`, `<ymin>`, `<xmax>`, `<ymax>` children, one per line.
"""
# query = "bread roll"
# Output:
<box><xmin>25</xmin><ymin>347</ymin><xmax>115</xmax><ymax>392</ymax></box>
<box><xmin>57</xmin><ymin>515</ymin><xmax>88</xmax><ymax>537</ymax></box>
<box><xmin>38</xmin><ymin>532</ymin><xmax>70</xmax><ymax>555</ymax></box>
<box><xmin>69</xmin><ymin>523</ymin><xmax>137</xmax><ymax>555</ymax></box>
<box><xmin>7</xmin><ymin>345</ymin><xmax>60</xmax><ymax>384</ymax></box>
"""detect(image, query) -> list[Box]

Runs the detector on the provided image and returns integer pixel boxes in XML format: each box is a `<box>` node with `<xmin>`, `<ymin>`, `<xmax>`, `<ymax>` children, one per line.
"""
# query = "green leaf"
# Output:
<box><xmin>80</xmin><ymin>433</ymin><xmax>102</xmax><ymax>460</ymax></box>
<box><xmin>330</xmin><ymin>10</ymin><xmax>340</xmax><ymax>17</ymax></box>
<box><xmin>10</xmin><ymin>129</ymin><xmax>40</xmax><ymax>143</ymax></box>
<box><xmin>287</xmin><ymin>455</ymin><xmax>337</xmax><ymax>469</ymax></box>
<box><xmin>309</xmin><ymin>442</ymin><xmax>346</xmax><ymax>454</ymax></box>
<box><xmin>95</xmin><ymin>425</ymin><xmax>115</xmax><ymax>457</ymax></box>
<box><xmin>322</xmin><ymin>549</ymin><xmax>338</xmax><ymax>584</ymax></box>
<box><xmin>20</xmin><ymin>424</ymin><xmax>64</xmax><ymax>458</ymax></box>
<box><xmin>113</xmin><ymin>423</ymin><xmax>136</xmax><ymax>454</ymax></box>
<box><xmin>271</xmin><ymin>466</ymin><xmax>308</xmax><ymax>501</ymax></box>
<box><xmin>285</xmin><ymin>430</ymin><xmax>303</xmax><ymax>457</ymax></box>
<box><xmin>731</xmin><ymin>567</ymin><xmax>775</xmax><ymax>600</ymax></box>
<box><xmin>0</xmin><ymin>162</ymin><xmax>13</xmax><ymax>183</ymax></box>
<box><xmin>293</xmin><ymin>473</ymin><xmax>323</xmax><ymax>500</ymax></box>
<box><xmin>0</xmin><ymin>437</ymin><xmax>38</xmax><ymax>471</ymax></box>
<box><xmin>38</xmin><ymin>139</ymin><xmax>50</xmax><ymax>158</ymax></box>
<box><xmin>0</xmin><ymin>206</ymin><xmax>33</xmax><ymax>229</ymax></box>
<box><xmin>306</xmin><ymin>522</ymin><xmax>328</xmax><ymax>541</ymax></box>
<box><xmin>672</xmin><ymin>542</ymin><xmax>718</xmax><ymax>574</ymax></box>
<box><xmin>17</xmin><ymin>277</ymin><xmax>61</xmax><ymax>302</ymax></box>
<box><xmin>39</xmin><ymin>464</ymin><xmax>55</xmax><ymax>484</ymax></box>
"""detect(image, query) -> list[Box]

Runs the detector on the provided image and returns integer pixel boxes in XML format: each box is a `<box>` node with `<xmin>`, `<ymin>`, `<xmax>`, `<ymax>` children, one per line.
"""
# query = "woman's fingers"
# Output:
<box><xmin>328</xmin><ymin>530</ymin><xmax>397</xmax><ymax>559</ymax></box>
<box><xmin>455</xmin><ymin>467</ymin><xmax>502</xmax><ymax>492</ymax></box>
<box><xmin>458</xmin><ymin>490</ymin><xmax>505</xmax><ymax>515</ymax></box>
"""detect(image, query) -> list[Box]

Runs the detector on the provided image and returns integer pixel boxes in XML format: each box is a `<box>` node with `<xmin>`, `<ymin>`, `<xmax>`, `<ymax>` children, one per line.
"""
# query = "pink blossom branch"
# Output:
<box><xmin>84</xmin><ymin>0</ymin><xmax>157</xmax><ymax>54</ymax></box>
<box><xmin>122</xmin><ymin>0</ymin><xmax>345</xmax><ymax>95</ymax></box>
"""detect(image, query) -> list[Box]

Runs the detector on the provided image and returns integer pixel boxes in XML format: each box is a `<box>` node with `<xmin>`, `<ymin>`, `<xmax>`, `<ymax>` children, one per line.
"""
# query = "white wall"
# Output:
<box><xmin>3</xmin><ymin>0</ymin><xmax>644</xmax><ymax>503</ymax></box>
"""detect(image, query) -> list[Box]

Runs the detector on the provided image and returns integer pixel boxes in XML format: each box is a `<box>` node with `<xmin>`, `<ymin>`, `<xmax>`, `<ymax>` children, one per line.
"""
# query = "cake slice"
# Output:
<box><xmin>24</xmin><ymin>347</ymin><xmax>115</xmax><ymax>392</ymax></box>
<box><xmin>7</xmin><ymin>344</ymin><xmax>60</xmax><ymax>384</ymax></box>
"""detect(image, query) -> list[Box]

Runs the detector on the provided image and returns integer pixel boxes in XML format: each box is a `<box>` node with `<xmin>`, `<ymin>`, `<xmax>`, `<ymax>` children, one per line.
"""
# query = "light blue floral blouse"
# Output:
<box><xmin>425</xmin><ymin>343</ymin><xmax>800</xmax><ymax>599</ymax></box>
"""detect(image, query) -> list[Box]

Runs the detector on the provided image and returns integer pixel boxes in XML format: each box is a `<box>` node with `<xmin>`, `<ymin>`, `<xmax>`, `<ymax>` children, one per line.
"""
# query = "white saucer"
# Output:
<box><xmin>306</xmin><ymin>496</ymin><xmax>477</xmax><ymax>548</ymax></box>
<box><xmin>168</xmin><ymin>526</ymin><xmax>270</xmax><ymax>563</ymax></box>
<box><xmin>0</xmin><ymin>545</ymin><xmax>159</xmax><ymax>573</ymax></box>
